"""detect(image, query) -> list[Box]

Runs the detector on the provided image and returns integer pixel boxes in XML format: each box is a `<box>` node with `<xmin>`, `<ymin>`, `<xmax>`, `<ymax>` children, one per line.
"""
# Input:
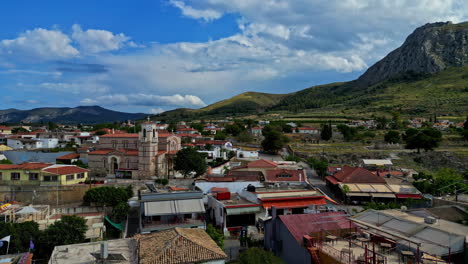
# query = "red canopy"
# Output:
<box><xmin>395</xmin><ymin>194</ymin><xmax>422</xmax><ymax>199</ymax></box>
<box><xmin>261</xmin><ymin>197</ymin><xmax>327</xmax><ymax>209</ymax></box>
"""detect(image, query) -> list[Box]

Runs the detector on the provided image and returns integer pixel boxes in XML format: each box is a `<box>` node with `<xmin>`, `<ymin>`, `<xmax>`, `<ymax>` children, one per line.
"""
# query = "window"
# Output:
<box><xmin>0</xmin><ymin>172</ymin><xmax>2</xmax><ymax>180</ymax></box>
<box><xmin>123</xmin><ymin>140</ymin><xmax>128</xmax><ymax>149</ymax></box>
<box><xmin>43</xmin><ymin>175</ymin><xmax>58</xmax><ymax>182</ymax></box>
<box><xmin>77</xmin><ymin>173</ymin><xmax>85</xmax><ymax>179</ymax></box>
<box><xmin>11</xmin><ymin>172</ymin><xmax>20</xmax><ymax>181</ymax></box>
<box><xmin>29</xmin><ymin>173</ymin><xmax>39</xmax><ymax>181</ymax></box>
<box><xmin>278</xmin><ymin>173</ymin><xmax>292</xmax><ymax>178</ymax></box>
<box><xmin>112</xmin><ymin>140</ymin><xmax>117</xmax><ymax>148</ymax></box>
<box><xmin>66</xmin><ymin>174</ymin><xmax>74</xmax><ymax>181</ymax></box>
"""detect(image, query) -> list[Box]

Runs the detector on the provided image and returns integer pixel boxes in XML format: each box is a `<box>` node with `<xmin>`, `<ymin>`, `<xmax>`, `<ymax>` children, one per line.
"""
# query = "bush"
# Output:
<box><xmin>155</xmin><ymin>178</ymin><xmax>169</xmax><ymax>185</ymax></box>
<box><xmin>206</xmin><ymin>224</ymin><xmax>224</xmax><ymax>249</ymax></box>
<box><xmin>83</xmin><ymin>186</ymin><xmax>133</xmax><ymax>207</ymax></box>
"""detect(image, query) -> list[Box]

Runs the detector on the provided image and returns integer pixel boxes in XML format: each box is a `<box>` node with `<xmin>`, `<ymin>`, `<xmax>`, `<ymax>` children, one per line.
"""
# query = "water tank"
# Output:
<box><xmin>246</xmin><ymin>185</ymin><xmax>256</xmax><ymax>192</ymax></box>
<box><xmin>424</xmin><ymin>216</ymin><xmax>437</xmax><ymax>224</ymax></box>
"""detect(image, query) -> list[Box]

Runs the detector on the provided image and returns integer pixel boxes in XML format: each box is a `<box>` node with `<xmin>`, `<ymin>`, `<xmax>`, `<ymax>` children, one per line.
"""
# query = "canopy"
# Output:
<box><xmin>16</xmin><ymin>206</ymin><xmax>39</xmax><ymax>214</ymax></box>
<box><xmin>144</xmin><ymin>199</ymin><xmax>205</xmax><ymax>216</ymax></box>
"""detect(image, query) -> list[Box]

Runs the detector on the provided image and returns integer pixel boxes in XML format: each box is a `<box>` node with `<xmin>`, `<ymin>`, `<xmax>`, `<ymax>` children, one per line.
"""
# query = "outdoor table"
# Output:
<box><xmin>356</xmin><ymin>237</ymin><xmax>370</xmax><ymax>246</ymax></box>
<box><xmin>380</xmin><ymin>243</ymin><xmax>391</xmax><ymax>254</ymax></box>
<box><xmin>401</xmin><ymin>250</ymin><xmax>414</xmax><ymax>262</ymax></box>
<box><xmin>340</xmin><ymin>248</ymin><xmax>352</xmax><ymax>260</ymax></box>
<box><xmin>326</xmin><ymin>235</ymin><xmax>337</xmax><ymax>245</ymax></box>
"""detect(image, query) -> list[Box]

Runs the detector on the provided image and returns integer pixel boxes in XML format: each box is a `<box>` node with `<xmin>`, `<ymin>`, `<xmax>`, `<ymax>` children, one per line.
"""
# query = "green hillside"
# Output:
<box><xmin>273</xmin><ymin>67</ymin><xmax>468</xmax><ymax>116</ymax></box>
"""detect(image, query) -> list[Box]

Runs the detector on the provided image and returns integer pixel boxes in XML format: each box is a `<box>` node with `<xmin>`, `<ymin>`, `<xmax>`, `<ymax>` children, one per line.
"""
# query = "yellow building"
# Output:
<box><xmin>0</xmin><ymin>145</ymin><xmax>13</xmax><ymax>151</ymax></box>
<box><xmin>0</xmin><ymin>162</ymin><xmax>89</xmax><ymax>186</ymax></box>
<box><xmin>0</xmin><ymin>126</ymin><xmax>12</xmax><ymax>135</ymax></box>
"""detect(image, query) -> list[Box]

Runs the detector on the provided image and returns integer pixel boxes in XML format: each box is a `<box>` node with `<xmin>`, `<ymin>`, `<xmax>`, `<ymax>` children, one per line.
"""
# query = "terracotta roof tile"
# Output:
<box><xmin>265</xmin><ymin>169</ymin><xmax>306</xmax><ymax>182</ymax></box>
<box><xmin>56</xmin><ymin>153</ymin><xmax>80</xmax><ymax>160</ymax></box>
<box><xmin>100</xmin><ymin>133</ymin><xmax>138</xmax><ymax>138</ymax></box>
<box><xmin>0</xmin><ymin>162</ymin><xmax>52</xmax><ymax>170</ymax></box>
<box><xmin>330</xmin><ymin>166</ymin><xmax>386</xmax><ymax>184</ymax></box>
<box><xmin>135</xmin><ymin>227</ymin><xmax>226</xmax><ymax>264</ymax></box>
<box><xmin>246</xmin><ymin>159</ymin><xmax>278</xmax><ymax>168</ymax></box>
<box><xmin>43</xmin><ymin>166</ymin><xmax>89</xmax><ymax>175</ymax></box>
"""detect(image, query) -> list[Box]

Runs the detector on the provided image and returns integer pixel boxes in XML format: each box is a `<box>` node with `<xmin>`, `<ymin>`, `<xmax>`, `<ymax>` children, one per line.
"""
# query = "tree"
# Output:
<box><xmin>391</xmin><ymin>111</ymin><xmax>402</xmax><ymax>129</ymax></box>
<box><xmin>48</xmin><ymin>121</ymin><xmax>58</xmax><ymax>131</ymax></box>
<box><xmin>282</xmin><ymin>124</ymin><xmax>293</xmax><ymax>133</ymax></box>
<box><xmin>40</xmin><ymin>215</ymin><xmax>87</xmax><ymax>256</ymax></box>
<box><xmin>236</xmin><ymin>247</ymin><xmax>284</xmax><ymax>264</ymax></box>
<box><xmin>237</xmin><ymin>130</ymin><xmax>253</xmax><ymax>143</ymax></box>
<box><xmin>111</xmin><ymin>202</ymin><xmax>130</xmax><ymax>223</ymax></box>
<box><xmin>191</xmin><ymin>123</ymin><xmax>204</xmax><ymax>133</ymax></box>
<box><xmin>413</xmin><ymin>169</ymin><xmax>465</xmax><ymax>196</ymax></box>
<box><xmin>83</xmin><ymin>186</ymin><xmax>133</xmax><ymax>207</ymax></box>
<box><xmin>376</xmin><ymin>116</ymin><xmax>389</xmax><ymax>129</ymax></box>
<box><xmin>0</xmin><ymin>221</ymin><xmax>41</xmax><ymax>255</ymax></box>
<box><xmin>261</xmin><ymin>126</ymin><xmax>288</xmax><ymax>154</ymax></box>
<box><xmin>404</xmin><ymin>128</ymin><xmax>442</xmax><ymax>153</ymax></box>
<box><xmin>336</xmin><ymin>124</ymin><xmax>357</xmax><ymax>141</ymax></box>
<box><xmin>321</xmin><ymin>122</ymin><xmax>332</xmax><ymax>140</ymax></box>
<box><xmin>174</xmin><ymin>147</ymin><xmax>207</xmax><ymax>177</ymax></box>
<box><xmin>463</xmin><ymin>116</ymin><xmax>468</xmax><ymax>141</ymax></box>
<box><xmin>0</xmin><ymin>159</ymin><xmax>13</xmax><ymax>164</ymax></box>
<box><xmin>12</xmin><ymin>127</ymin><xmax>28</xmax><ymax>134</ymax></box>
<box><xmin>308</xmin><ymin>157</ymin><xmax>328</xmax><ymax>179</ymax></box>
<box><xmin>214</xmin><ymin>132</ymin><xmax>227</xmax><ymax>140</ymax></box>
<box><xmin>205</xmin><ymin>224</ymin><xmax>224</xmax><ymax>249</ymax></box>
<box><xmin>384</xmin><ymin>130</ymin><xmax>400</xmax><ymax>144</ymax></box>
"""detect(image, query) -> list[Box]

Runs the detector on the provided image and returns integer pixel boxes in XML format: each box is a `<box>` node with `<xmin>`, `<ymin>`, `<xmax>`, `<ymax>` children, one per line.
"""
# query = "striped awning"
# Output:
<box><xmin>144</xmin><ymin>199</ymin><xmax>205</xmax><ymax>216</ymax></box>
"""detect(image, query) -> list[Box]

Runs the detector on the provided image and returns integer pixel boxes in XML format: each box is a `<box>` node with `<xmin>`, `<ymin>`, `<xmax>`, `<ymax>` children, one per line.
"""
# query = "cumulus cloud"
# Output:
<box><xmin>169</xmin><ymin>0</ymin><xmax>223</xmax><ymax>22</ymax></box>
<box><xmin>0</xmin><ymin>28</ymin><xmax>78</xmax><ymax>61</ymax></box>
<box><xmin>149</xmin><ymin>108</ymin><xmax>165</xmax><ymax>114</ymax></box>
<box><xmin>71</xmin><ymin>24</ymin><xmax>131</xmax><ymax>53</ymax></box>
<box><xmin>80</xmin><ymin>93</ymin><xmax>207</xmax><ymax>108</ymax></box>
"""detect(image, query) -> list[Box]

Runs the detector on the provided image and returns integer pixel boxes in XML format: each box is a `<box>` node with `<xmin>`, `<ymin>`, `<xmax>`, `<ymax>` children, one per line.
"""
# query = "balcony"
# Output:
<box><xmin>141</xmin><ymin>215</ymin><xmax>205</xmax><ymax>232</ymax></box>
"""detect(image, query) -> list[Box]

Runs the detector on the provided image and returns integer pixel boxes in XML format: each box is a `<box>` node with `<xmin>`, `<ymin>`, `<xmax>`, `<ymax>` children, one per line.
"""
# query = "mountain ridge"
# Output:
<box><xmin>0</xmin><ymin>106</ymin><xmax>147</xmax><ymax>124</ymax></box>
<box><xmin>154</xmin><ymin>21</ymin><xmax>468</xmax><ymax>120</ymax></box>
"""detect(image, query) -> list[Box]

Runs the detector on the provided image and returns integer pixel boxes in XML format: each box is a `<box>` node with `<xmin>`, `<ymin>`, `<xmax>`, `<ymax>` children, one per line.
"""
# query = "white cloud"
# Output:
<box><xmin>0</xmin><ymin>28</ymin><xmax>79</xmax><ymax>60</ymax></box>
<box><xmin>149</xmin><ymin>108</ymin><xmax>165</xmax><ymax>114</ymax></box>
<box><xmin>170</xmin><ymin>0</ymin><xmax>223</xmax><ymax>22</ymax></box>
<box><xmin>40</xmin><ymin>81</ymin><xmax>110</xmax><ymax>94</ymax></box>
<box><xmin>81</xmin><ymin>93</ymin><xmax>207</xmax><ymax>108</ymax></box>
<box><xmin>71</xmin><ymin>24</ymin><xmax>131</xmax><ymax>53</ymax></box>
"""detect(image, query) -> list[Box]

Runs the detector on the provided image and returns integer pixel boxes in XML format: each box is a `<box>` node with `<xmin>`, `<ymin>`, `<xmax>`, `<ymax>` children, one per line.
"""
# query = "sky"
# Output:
<box><xmin>0</xmin><ymin>0</ymin><xmax>466</xmax><ymax>114</ymax></box>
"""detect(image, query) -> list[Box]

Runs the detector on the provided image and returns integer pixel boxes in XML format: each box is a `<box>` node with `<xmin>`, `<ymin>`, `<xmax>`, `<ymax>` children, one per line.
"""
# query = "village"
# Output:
<box><xmin>0</xmin><ymin>115</ymin><xmax>466</xmax><ymax>264</ymax></box>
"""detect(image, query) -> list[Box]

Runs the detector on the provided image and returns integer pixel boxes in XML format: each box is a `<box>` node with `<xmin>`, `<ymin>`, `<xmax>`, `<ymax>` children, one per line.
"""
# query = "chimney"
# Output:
<box><xmin>101</xmin><ymin>242</ymin><xmax>108</xmax><ymax>260</ymax></box>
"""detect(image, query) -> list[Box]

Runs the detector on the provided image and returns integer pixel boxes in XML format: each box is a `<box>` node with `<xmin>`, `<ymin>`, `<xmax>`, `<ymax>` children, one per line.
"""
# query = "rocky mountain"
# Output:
<box><xmin>356</xmin><ymin>21</ymin><xmax>468</xmax><ymax>87</ymax></box>
<box><xmin>0</xmin><ymin>106</ymin><xmax>147</xmax><ymax>124</ymax></box>
<box><xmin>154</xmin><ymin>21</ymin><xmax>468</xmax><ymax>120</ymax></box>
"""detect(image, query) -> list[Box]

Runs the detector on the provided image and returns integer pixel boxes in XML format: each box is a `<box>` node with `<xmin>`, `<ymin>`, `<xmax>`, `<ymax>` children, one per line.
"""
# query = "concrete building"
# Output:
<box><xmin>138</xmin><ymin>189</ymin><xmax>206</xmax><ymax>233</ymax></box>
<box><xmin>0</xmin><ymin>162</ymin><xmax>88</xmax><ymax>186</ymax></box>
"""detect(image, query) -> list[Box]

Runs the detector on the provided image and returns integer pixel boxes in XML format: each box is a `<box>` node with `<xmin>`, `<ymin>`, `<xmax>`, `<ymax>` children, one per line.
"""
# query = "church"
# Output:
<box><xmin>88</xmin><ymin>122</ymin><xmax>181</xmax><ymax>179</ymax></box>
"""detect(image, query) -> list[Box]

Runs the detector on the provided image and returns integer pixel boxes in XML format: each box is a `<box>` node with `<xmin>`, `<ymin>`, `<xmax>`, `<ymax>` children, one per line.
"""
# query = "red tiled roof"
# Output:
<box><xmin>261</xmin><ymin>196</ymin><xmax>326</xmax><ymax>209</ymax></box>
<box><xmin>195</xmin><ymin>140</ymin><xmax>229</xmax><ymax>145</ymax></box>
<box><xmin>158</xmin><ymin>150</ymin><xmax>167</xmax><ymax>155</ymax></box>
<box><xmin>100</xmin><ymin>133</ymin><xmax>138</xmax><ymax>138</ymax></box>
<box><xmin>0</xmin><ymin>126</ymin><xmax>12</xmax><ymax>130</ymax></box>
<box><xmin>178</xmin><ymin>133</ymin><xmax>202</xmax><ymax>138</ymax></box>
<box><xmin>158</xmin><ymin>133</ymin><xmax>176</xmax><ymax>138</ymax></box>
<box><xmin>279</xmin><ymin>212</ymin><xmax>357</xmax><ymax>243</ymax></box>
<box><xmin>325</xmin><ymin>176</ymin><xmax>339</xmax><ymax>185</ymax></box>
<box><xmin>88</xmin><ymin>149</ymin><xmax>114</xmax><ymax>155</ymax></box>
<box><xmin>56</xmin><ymin>153</ymin><xmax>80</xmax><ymax>160</ymax></box>
<box><xmin>43</xmin><ymin>166</ymin><xmax>89</xmax><ymax>175</ymax></box>
<box><xmin>246</xmin><ymin>159</ymin><xmax>277</xmax><ymax>168</ymax></box>
<box><xmin>177</xmin><ymin>127</ymin><xmax>197</xmax><ymax>131</ymax></box>
<box><xmin>182</xmin><ymin>143</ymin><xmax>196</xmax><ymax>147</ymax></box>
<box><xmin>297</xmin><ymin>127</ymin><xmax>317</xmax><ymax>130</ymax></box>
<box><xmin>395</xmin><ymin>194</ymin><xmax>422</xmax><ymax>199</ymax></box>
<box><xmin>0</xmin><ymin>162</ymin><xmax>52</xmax><ymax>170</ymax></box>
<box><xmin>168</xmin><ymin>186</ymin><xmax>189</xmax><ymax>191</ymax></box>
<box><xmin>265</xmin><ymin>169</ymin><xmax>306</xmax><ymax>182</ymax></box>
<box><xmin>226</xmin><ymin>171</ymin><xmax>263</xmax><ymax>181</ymax></box>
<box><xmin>330</xmin><ymin>166</ymin><xmax>386</xmax><ymax>184</ymax></box>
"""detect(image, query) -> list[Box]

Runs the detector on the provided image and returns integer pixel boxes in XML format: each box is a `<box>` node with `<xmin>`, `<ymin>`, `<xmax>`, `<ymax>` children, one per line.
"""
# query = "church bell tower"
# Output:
<box><xmin>138</xmin><ymin>122</ymin><xmax>158</xmax><ymax>178</ymax></box>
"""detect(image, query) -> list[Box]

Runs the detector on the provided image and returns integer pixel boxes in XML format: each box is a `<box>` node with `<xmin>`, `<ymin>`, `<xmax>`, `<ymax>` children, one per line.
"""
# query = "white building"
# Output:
<box><xmin>237</xmin><ymin>150</ymin><xmax>259</xmax><ymax>159</ymax></box>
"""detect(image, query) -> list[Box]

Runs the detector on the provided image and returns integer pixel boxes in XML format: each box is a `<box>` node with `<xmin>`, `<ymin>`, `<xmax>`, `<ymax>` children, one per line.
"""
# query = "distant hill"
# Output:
<box><xmin>0</xmin><ymin>106</ymin><xmax>147</xmax><ymax>124</ymax></box>
<box><xmin>155</xmin><ymin>21</ymin><xmax>468</xmax><ymax>120</ymax></box>
<box><xmin>156</xmin><ymin>92</ymin><xmax>287</xmax><ymax>120</ymax></box>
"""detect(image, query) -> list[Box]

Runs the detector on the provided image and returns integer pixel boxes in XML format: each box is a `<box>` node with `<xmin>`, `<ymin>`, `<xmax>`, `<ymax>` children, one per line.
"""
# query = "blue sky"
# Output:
<box><xmin>0</xmin><ymin>0</ymin><xmax>466</xmax><ymax>113</ymax></box>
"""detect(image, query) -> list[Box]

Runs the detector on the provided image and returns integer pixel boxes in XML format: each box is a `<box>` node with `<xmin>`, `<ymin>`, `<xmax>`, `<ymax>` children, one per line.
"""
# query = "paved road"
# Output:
<box><xmin>299</xmin><ymin>161</ymin><xmax>336</xmax><ymax>199</ymax></box>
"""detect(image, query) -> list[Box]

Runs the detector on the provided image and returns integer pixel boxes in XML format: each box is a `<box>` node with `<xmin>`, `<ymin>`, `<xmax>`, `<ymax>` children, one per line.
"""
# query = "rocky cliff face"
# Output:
<box><xmin>356</xmin><ymin>21</ymin><xmax>468</xmax><ymax>87</ymax></box>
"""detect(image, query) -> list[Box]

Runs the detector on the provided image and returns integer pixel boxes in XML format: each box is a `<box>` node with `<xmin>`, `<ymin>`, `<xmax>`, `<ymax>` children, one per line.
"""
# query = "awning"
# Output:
<box><xmin>346</xmin><ymin>193</ymin><xmax>371</xmax><ymax>197</ymax></box>
<box><xmin>176</xmin><ymin>199</ymin><xmax>205</xmax><ymax>214</ymax></box>
<box><xmin>370</xmin><ymin>193</ymin><xmax>396</xmax><ymax>198</ymax></box>
<box><xmin>144</xmin><ymin>199</ymin><xmax>205</xmax><ymax>216</ymax></box>
<box><xmin>325</xmin><ymin>176</ymin><xmax>339</xmax><ymax>185</ymax></box>
<box><xmin>226</xmin><ymin>206</ymin><xmax>260</xmax><ymax>215</ymax></box>
<box><xmin>261</xmin><ymin>197</ymin><xmax>326</xmax><ymax>209</ymax></box>
<box><xmin>395</xmin><ymin>194</ymin><xmax>422</xmax><ymax>199</ymax></box>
